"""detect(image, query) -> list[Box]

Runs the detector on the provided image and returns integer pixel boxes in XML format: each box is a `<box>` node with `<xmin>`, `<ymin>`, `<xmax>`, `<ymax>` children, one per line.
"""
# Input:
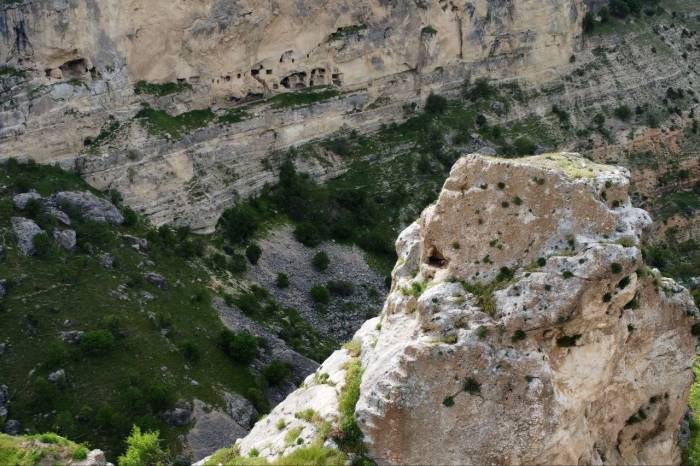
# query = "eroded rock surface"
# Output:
<box><xmin>217</xmin><ymin>153</ymin><xmax>698</xmax><ymax>466</ymax></box>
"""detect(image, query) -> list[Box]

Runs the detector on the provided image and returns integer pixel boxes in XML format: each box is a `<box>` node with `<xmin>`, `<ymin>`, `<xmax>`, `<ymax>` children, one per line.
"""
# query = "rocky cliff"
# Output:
<box><xmin>203</xmin><ymin>153</ymin><xmax>699</xmax><ymax>465</ymax></box>
<box><xmin>0</xmin><ymin>0</ymin><xmax>585</xmax><ymax>231</ymax></box>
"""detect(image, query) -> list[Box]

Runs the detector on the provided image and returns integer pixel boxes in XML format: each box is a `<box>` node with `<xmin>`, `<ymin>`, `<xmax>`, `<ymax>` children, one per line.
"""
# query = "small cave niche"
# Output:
<box><xmin>427</xmin><ymin>246</ymin><xmax>448</xmax><ymax>268</ymax></box>
<box><xmin>83</xmin><ymin>137</ymin><xmax>93</xmax><ymax>147</ymax></box>
<box><xmin>280</xmin><ymin>71</ymin><xmax>307</xmax><ymax>89</ymax></box>
<box><xmin>59</xmin><ymin>58</ymin><xmax>87</xmax><ymax>80</ymax></box>
<box><xmin>266</xmin><ymin>69</ymin><xmax>272</xmax><ymax>75</ymax></box>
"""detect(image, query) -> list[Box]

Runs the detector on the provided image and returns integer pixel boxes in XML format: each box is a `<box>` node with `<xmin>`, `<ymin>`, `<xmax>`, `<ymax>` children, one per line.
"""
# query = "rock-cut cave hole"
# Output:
<box><xmin>427</xmin><ymin>246</ymin><xmax>448</xmax><ymax>268</ymax></box>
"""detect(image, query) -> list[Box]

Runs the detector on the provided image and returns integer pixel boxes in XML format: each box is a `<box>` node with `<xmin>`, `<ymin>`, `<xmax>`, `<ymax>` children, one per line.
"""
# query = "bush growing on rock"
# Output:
<box><xmin>310</xmin><ymin>285</ymin><xmax>331</xmax><ymax>305</ymax></box>
<box><xmin>312</xmin><ymin>251</ymin><xmax>330</xmax><ymax>271</ymax></box>
<box><xmin>614</xmin><ymin>105</ymin><xmax>632</xmax><ymax>121</ymax></box>
<box><xmin>117</xmin><ymin>426</ymin><xmax>168</xmax><ymax>466</ymax></box>
<box><xmin>246</xmin><ymin>243</ymin><xmax>262</xmax><ymax>265</ymax></box>
<box><xmin>276</xmin><ymin>273</ymin><xmax>290</xmax><ymax>289</ymax></box>
<box><xmin>327</xmin><ymin>280</ymin><xmax>354</xmax><ymax>297</ymax></box>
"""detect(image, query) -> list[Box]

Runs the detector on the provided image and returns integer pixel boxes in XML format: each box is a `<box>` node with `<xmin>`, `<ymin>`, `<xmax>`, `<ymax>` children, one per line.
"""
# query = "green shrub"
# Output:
<box><xmin>294</xmin><ymin>223</ymin><xmax>322</xmax><ymax>247</ymax></box>
<box><xmin>80</xmin><ymin>330</ymin><xmax>115</xmax><ymax>357</ymax></box>
<box><xmin>246</xmin><ymin>243</ymin><xmax>262</xmax><ymax>265</ymax></box>
<box><xmin>181</xmin><ymin>340</ymin><xmax>200</xmax><ymax>363</ymax></box>
<box><xmin>219</xmin><ymin>329</ymin><xmax>259</xmax><ymax>365</ymax></box>
<box><xmin>117</xmin><ymin>426</ymin><xmax>168</xmax><ymax>466</ymax></box>
<box><xmin>228</xmin><ymin>254</ymin><xmax>248</xmax><ymax>274</ymax></box>
<box><xmin>310</xmin><ymin>285</ymin><xmax>330</xmax><ymax>305</ymax></box>
<box><xmin>326</xmin><ymin>280</ymin><xmax>354</xmax><ymax>297</ymax></box>
<box><xmin>32</xmin><ymin>232</ymin><xmax>52</xmax><ymax>258</ymax></box>
<box><xmin>262</xmin><ymin>360</ymin><xmax>291</xmax><ymax>386</ymax></box>
<box><xmin>614</xmin><ymin>105</ymin><xmax>632</xmax><ymax>121</ymax></box>
<box><xmin>134</xmin><ymin>80</ymin><xmax>191</xmax><ymax>97</ymax></box>
<box><xmin>337</xmin><ymin>359</ymin><xmax>363</xmax><ymax>450</ymax></box>
<box><xmin>75</xmin><ymin>220</ymin><xmax>116</xmax><ymax>251</ymax></box>
<box><xmin>276</xmin><ymin>273</ymin><xmax>289</xmax><ymax>289</ymax></box>
<box><xmin>425</xmin><ymin>94</ymin><xmax>448</xmax><ymax>115</ymax></box>
<box><xmin>511</xmin><ymin>329</ymin><xmax>526</xmax><ymax>342</ymax></box>
<box><xmin>463</xmin><ymin>78</ymin><xmax>497</xmax><ymax>102</ymax></box>
<box><xmin>219</xmin><ymin>205</ymin><xmax>259</xmax><ymax>244</ymax></box>
<box><xmin>514</xmin><ymin>136</ymin><xmax>536</xmax><ymax>156</ymax></box>
<box><xmin>122</xmin><ymin>208</ymin><xmax>138</xmax><ymax>227</ymax></box>
<box><xmin>312</xmin><ymin>251</ymin><xmax>330</xmax><ymax>271</ymax></box>
<box><xmin>73</xmin><ymin>446</ymin><xmax>89</xmax><ymax>460</ymax></box>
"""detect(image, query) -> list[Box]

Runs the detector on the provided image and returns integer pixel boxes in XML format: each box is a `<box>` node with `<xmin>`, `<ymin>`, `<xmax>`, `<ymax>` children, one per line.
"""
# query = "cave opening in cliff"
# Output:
<box><xmin>427</xmin><ymin>246</ymin><xmax>448</xmax><ymax>268</ymax></box>
<box><xmin>59</xmin><ymin>58</ymin><xmax>88</xmax><ymax>79</ymax></box>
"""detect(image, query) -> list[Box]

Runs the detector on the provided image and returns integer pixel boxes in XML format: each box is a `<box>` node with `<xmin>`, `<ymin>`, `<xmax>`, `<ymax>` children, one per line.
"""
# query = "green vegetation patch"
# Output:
<box><xmin>135</xmin><ymin>104</ymin><xmax>215</xmax><ymax>139</ymax></box>
<box><xmin>134</xmin><ymin>80</ymin><xmax>192</xmax><ymax>97</ymax></box>
<box><xmin>0</xmin><ymin>161</ymin><xmax>262</xmax><ymax>459</ymax></box>
<box><xmin>268</xmin><ymin>87</ymin><xmax>341</xmax><ymax>110</ymax></box>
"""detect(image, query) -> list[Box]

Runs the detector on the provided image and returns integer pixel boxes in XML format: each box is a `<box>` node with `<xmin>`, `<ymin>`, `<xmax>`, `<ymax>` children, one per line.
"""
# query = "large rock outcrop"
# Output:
<box><xmin>209</xmin><ymin>153</ymin><xmax>699</xmax><ymax>465</ymax></box>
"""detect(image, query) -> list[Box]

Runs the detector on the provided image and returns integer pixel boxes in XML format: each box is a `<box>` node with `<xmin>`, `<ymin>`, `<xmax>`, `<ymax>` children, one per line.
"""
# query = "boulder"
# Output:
<box><xmin>48</xmin><ymin>369</ymin><xmax>66</xmax><ymax>383</ymax></box>
<box><xmin>224</xmin><ymin>392</ymin><xmax>258</xmax><ymax>429</ymax></box>
<box><xmin>11</xmin><ymin>217</ymin><xmax>43</xmax><ymax>255</ymax></box>
<box><xmin>3</xmin><ymin>419</ymin><xmax>21</xmax><ymax>436</ymax></box>
<box><xmin>161</xmin><ymin>401</ymin><xmax>192</xmax><ymax>426</ymax></box>
<box><xmin>145</xmin><ymin>272</ymin><xmax>167</xmax><ymax>290</ymax></box>
<box><xmin>227</xmin><ymin>154</ymin><xmax>699</xmax><ymax>466</ymax></box>
<box><xmin>48</xmin><ymin>191</ymin><xmax>123</xmax><ymax>225</ymax></box>
<box><xmin>123</xmin><ymin>234</ymin><xmax>148</xmax><ymax>251</ymax></box>
<box><xmin>61</xmin><ymin>330</ymin><xmax>83</xmax><ymax>344</ymax></box>
<box><xmin>53</xmin><ymin>229</ymin><xmax>76</xmax><ymax>250</ymax></box>
<box><xmin>73</xmin><ymin>449</ymin><xmax>112</xmax><ymax>466</ymax></box>
<box><xmin>99</xmin><ymin>253</ymin><xmax>114</xmax><ymax>269</ymax></box>
<box><xmin>12</xmin><ymin>191</ymin><xmax>41</xmax><ymax>210</ymax></box>
<box><xmin>46</xmin><ymin>207</ymin><xmax>71</xmax><ymax>225</ymax></box>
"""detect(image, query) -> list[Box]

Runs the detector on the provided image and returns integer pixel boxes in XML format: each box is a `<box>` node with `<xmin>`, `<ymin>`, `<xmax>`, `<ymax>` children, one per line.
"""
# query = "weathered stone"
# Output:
<box><xmin>11</xmin><ymin>217</ymin><xmax>43</xmax><ymax>256</ymax></box>
<box><xmin>3</xmin><ymin>419</ymin><xmax>21</xmax><ymax>436</ymax></box>
<box><xmin>48</xmin><ymin>369</ymin><xmax>66</xmax><ymax>383</ymax></box>
<box><xmin>144</xmin><ymin>272</ymin><xmax>167</xmax><ymax>289</ymax></box>
<box><xmin>99</xmin><ymin>253</ymin><xmax>114</xmax><ymax>269</ymax></box>
<box><xmin>224</xmin><ymin>392</ymin><xmax>257</xmax><ymax>429</ymax></box>
<box><xmin>226</xmin><ymin>154</ymin><xmax>698</xmax><ymax>466</ymax></box>
<box><xmin>12</xmin><ymin>191</ymin><xmax>41</xmax><ymax>210</ymax></box>
<box><xmin>48</xmin><ymin>191</ymin><xmax>123</xmax><ymax>225</ymax></box>
<box><xmin>73</xmin><ymin>449</ymin><xmax>112</xmax><ymax>466</ymax></box>
<box><xmin>161</xmin><ymin>401</ymin><xmax>192</xmax><ymax>426</ymax></box>
<box><xmin>61</xmin><ymin>330</ymin><xmax>83</xmax><ymax>344</ymax></box>
<box><xmin>46</xmin><ymin>207</ymin><xmax>71</xmax><ymax>226</ymax></box>
<box><xmin>52</xmin><ymin>229</ymin><xmax>76</xmax><ymax>250</ymax></box>
<box><xmin>122</xmin><ymin>235</ymin><xmax>148</xmax><ymax>251</ymax></box>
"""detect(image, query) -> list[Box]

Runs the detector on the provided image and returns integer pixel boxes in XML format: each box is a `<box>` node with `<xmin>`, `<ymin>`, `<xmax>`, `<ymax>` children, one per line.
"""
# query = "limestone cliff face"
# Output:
<box><xmin>0</xmin><ymin>0</ymin><xmax>584</xmax><ymax>231</ymax></box>
<box><xmin>212</xmin><ymin>153</ymin><xmax>699</xmax><ymax>465</ymax></box>
<box><xmin>1</xmin><ymin>0</ymin><xmax>582</xmax><ymax>94</ymax></box>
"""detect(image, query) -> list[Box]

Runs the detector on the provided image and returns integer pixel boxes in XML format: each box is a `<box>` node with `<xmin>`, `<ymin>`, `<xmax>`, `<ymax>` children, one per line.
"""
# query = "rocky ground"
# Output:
<box><xmin>247</xmin><ymin>225</ymin><xmax>386</xmax><ymax>342</ymax></box>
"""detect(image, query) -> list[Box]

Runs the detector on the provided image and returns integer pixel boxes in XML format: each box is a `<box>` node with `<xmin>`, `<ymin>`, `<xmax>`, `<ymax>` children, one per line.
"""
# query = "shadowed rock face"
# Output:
<box><xmin>216</xmin><ymin>153</ymin><xmax>698</xmax><ymax>466</ymax></box>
